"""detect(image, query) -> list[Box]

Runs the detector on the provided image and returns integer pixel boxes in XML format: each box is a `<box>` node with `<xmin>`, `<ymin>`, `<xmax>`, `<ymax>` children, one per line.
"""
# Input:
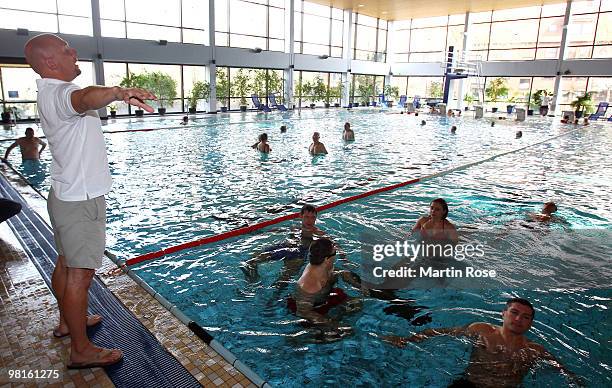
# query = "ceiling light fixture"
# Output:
<box><xmin>358</xmin><ymin>4</ymin><xmax>364</xmax><ymax>7</ymax></box>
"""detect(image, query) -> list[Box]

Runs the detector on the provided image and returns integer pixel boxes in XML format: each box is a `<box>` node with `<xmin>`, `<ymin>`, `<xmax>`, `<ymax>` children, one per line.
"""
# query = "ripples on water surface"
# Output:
<box><xmin>5</xmin><ymin>110</ymin><xmax>611</xmax><ymax>386</ymax></box>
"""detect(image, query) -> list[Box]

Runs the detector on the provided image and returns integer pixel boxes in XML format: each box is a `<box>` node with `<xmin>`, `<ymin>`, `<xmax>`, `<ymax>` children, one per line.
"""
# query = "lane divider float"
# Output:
<box><xmin>125</xmin><ymin>126</ymin><xmax>583</xmax><ymax>266</ymax></box>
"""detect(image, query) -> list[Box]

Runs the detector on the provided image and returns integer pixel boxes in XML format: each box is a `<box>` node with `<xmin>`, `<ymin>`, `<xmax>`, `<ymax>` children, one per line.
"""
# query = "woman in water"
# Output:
<box><xmin>412</xmin><ymin>198</ymin><xmax>458</xmax><ymax>243</ymax></box>
<box><xmin>251</xmin><ymin>133</ymin><xmax>271</xmax><ymax>153</ymax></box>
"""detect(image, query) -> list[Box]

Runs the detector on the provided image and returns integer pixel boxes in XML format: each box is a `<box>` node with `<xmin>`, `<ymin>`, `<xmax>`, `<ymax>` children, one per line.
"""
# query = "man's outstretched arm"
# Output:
<box><xmin>71</xmin><ymin>86</ymin><xmax>156</xmax><ymax>114</ymax></box>
<box><xmin>381</xmin><ymin>322</ymin><xmax>491</xmax><ymax>348</ymax></box>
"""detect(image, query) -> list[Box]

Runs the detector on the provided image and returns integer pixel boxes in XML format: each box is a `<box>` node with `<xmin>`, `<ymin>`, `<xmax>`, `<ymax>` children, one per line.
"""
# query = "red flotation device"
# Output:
<box><xmin>287</xmin><ymin>288</ymin><xmax>348</xmax><ymax>315</ymax></box>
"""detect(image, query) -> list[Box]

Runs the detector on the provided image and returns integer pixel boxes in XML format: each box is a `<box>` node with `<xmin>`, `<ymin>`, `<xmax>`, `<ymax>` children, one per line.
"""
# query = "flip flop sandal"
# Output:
<box><xmin>67</xmin><ymin>348</ymin><xmax>123</xmax><ymax>370</ymax></box>
<box><xmin>53</xmin><ymin>315</ymin><xmax>103</xmax><ymax>338</ymax></box>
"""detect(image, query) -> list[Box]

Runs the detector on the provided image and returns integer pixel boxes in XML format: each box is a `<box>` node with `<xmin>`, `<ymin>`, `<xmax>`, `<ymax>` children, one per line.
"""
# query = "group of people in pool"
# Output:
<box><xmin>560</xmin><ymin>116</ymin><xmax>590</xmax><ymax>125</ymax></box>
<box><xmin>250</xmin><ymin>122</ymin><xmax>355</xmax><ymax>155</ymax></box>
<box><xmin>241</xmin><ymin>199</ymin><xmax>572</xmax><ymax>386</ymax></box>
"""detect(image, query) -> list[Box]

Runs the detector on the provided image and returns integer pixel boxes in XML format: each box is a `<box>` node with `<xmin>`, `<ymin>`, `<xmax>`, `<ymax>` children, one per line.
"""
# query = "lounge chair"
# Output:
<box><xmin>378</xmin><ymin>93</ymin><xmax>388</xmax><ymax>108</ymax></box>
<box><xmin>413</xmin><ymin>96</ymin><xmax>421</xmax><ymax>109</ymax></box>
<box><xmin>269</xmin><ymin>94</ymin><xmax>287</xmax><ymax>111</ymax></box>
<box><xmin>589</xmin><ymin>102</ymin><xmax>609</xmax><ymax>120</ymax></box>
<box><xmin>251</xmin><ymin>94</ymin><xmax>271</xmax><ymax>112</ymax></box>
<box><xmin>398</xmin><ymin>95</ymin><xmax>407</xmax><ymax>108</ymax></box>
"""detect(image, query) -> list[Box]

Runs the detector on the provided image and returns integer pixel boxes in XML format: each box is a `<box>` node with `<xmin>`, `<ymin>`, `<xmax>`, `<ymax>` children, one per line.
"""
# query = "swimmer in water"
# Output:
<box><xmin>342</xmin><ymin>122</ymin><xmax>355</xmax><ymax>141</ymax></box>
<box><xmin>180</xmin><ymin>115</ymin><xmax>188</xmax><ymax>125</ymax></box>
<box><xmin>491</xmin><ymin>121</ymin><xmax>495</xmax><ymax>127</ymax></box>
<box><xmin>280</xmin><ymin>125</ymin><xmax>287</xmax><ymax>133</ymax></box>
<box><xmin>560</xmin><ymin>115</ymin><xmax>570</xmax><ymax>124</ymax></box>
<box><xmin>3</xmin><ymin>127</ymin><xmax>46</xmax><ymax>162</ymax></box>
<box><xmin>529</xmin><ymin>201</ymin><xmax>557</xmax><ymax>222</ymax></box>
<box><xmin>292</xmin><ymin>238</ymin><xmax>361</xmax><ymax>325</ymax></box>
<box><xmin>241</xmin><ymin>204</ymin><xmax>327</xmax><ymax>283</ymax></box>
<box><xmin>309</xmin><ymin>132</ymin><xmax>328</xmax><ymax>155</ymax></box>
<box><xmin>382</xmin><ymin>298</ymin><xmax>578</xmax><ymax>388</ymax></box>
<box><xmin>516</xmin><ymin>131</ymin><xmax>523</xmax><ymax>139</ymax></box>
<box><xmin>451</xmin><ymin>126</ymin><xmax>457</xmax><ymax>134</ymax></box>
<box><xmin>420</xmin><ymin>120</ymin><xmax>426</xmax><ymax>126</ymax></box>
<box><xmin>412</xmin><ymin>198</ymin><xmax>458</xmax><ymax>244</ymax></box>
<box><xmin>251</xmin><ymin>133</ymin><xmax>271</xmax><ymax>153</ymax></box>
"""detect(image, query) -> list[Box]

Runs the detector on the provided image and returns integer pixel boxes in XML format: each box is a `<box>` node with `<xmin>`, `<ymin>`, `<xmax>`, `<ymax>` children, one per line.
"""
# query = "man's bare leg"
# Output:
<box><xmin>51</xmin><ymin>256</ymin><xmax>101</xmax><ymax>336</ymax></box>
<box><xmin>51</xmin><ymin>255</ymin><xmax>68</xmax><ymax>331</ymax></box>
<box><xmin>64</xmin><ymin>267</ymin><xmax>122</xmax><ymax>365</ymax></box>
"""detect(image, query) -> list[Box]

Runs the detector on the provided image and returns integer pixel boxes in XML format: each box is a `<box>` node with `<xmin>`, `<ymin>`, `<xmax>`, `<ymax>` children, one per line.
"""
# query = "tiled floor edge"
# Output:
<box><xmin>104</xmin><ymin>250</ymin><xmax>268</xmax><ymax>388</ymax></box>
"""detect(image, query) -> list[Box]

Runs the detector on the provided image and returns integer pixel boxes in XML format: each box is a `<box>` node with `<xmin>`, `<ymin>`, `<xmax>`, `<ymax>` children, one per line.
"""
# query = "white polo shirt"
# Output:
<box><xmin>36</xmin><ymin>78</ymin><xmax>112</xmax><ymax>201</ymax></box>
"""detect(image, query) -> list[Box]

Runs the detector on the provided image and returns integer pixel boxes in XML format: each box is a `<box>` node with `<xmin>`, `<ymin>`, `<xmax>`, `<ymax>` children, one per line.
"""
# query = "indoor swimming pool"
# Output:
<box><xmin>4</xmin><ymin>110</ymin><xmax>611</xmax><ymax>386</ymax></box>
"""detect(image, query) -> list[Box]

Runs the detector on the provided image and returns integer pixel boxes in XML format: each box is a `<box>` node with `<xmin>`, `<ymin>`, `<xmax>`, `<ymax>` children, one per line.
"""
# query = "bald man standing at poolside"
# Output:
<box><xmin>25</xmin><ymin>33</ymin><xmax>156</xmax><ymax>369</ymax></box>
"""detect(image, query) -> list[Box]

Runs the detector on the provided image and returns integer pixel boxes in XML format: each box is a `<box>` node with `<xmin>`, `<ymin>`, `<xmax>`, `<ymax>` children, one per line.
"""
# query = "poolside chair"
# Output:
<box><xmin>251</xmin><ymin>94</ymin><xmax>271</xmax><ymax>112</ymax></box>
<box><xmin>413</xmin><ymin>96</ymin><xmax>421</xmax><ymax>109</ymax></box>
<box><xmin>589</xmin><ymin>102</ymin><xmax>609</xmax><ymax>120</ymax></box>
<box><xmin>268</xmin><ymin>94</ymin><xmax>287</xmax><ymax>111</ymax></box>
<box><xmin>378</xmin><ymin>93</ymin><xmax>390</xmax><ymax>108</ymax></box>
<box><xmin>398</xmin><ymin>95</ymin><xmax>407</xmax><ymax>108</ymax></box>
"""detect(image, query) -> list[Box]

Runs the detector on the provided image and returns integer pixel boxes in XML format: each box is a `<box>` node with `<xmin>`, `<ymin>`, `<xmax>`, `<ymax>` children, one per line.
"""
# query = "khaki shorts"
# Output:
<box><xmin>48</xmin><ymin>187</ymin><xmax>106</xmax><ymax>269</ymax></box>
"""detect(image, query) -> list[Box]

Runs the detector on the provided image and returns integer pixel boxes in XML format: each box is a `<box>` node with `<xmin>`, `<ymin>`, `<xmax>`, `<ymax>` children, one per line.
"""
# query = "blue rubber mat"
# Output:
<box><xmin>0</xmin><ymin>173</ymin><xmax>201</xmax><ymax>388</ymax></box>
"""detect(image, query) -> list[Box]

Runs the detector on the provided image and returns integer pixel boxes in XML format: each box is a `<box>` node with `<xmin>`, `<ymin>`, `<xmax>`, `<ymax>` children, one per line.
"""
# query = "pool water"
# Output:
<box><xmin>5</xmin><ymin>110</ymin><xmax>611</xmax><ymax>386</ymax></box>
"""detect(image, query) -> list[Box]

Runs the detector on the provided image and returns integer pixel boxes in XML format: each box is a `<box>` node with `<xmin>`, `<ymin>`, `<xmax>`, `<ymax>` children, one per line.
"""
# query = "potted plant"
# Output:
<box><xmin>529</xmin><ymin>89</ymin><xmax>549</xmax><ymax>116</ymax></box>
<box><xmin>313</xmin><ymin>76</ymin><xmax>327</xmax><ymax>108</ymax></box>
<box><xmin>485</xmin><ymin>77</ymin><xmax>509</xmax><ymax>113</ymax></box>
<box><xmin>570</xmin><ymin>92</ymin><xmax>593</xmax><ymax>119</ymax></box>
<box><xmin>252</xmin><ymin>69</ymin><xmax>266</xmax><ymax>109</ymax></box>
<box><xmin>188</xmin><ymin>81</ymin><xmax>210</xmax><ymax>114</ymax></box>
<box><xmin>506</xmin><ymin>96</ymin><xmax>516</xmax><ymax>114</ymax></box>
<box><xmin>120</xmin><ymin>72</ymin><xmax>148</xmax><ymax>116</ymax></box>
<box><xmin>357</xmin><ymin>81</ymin><xmax>373</xmax><ymax>107</ymax></box>
<box><xmin>216</xmin><ymin>68</ymin><xmax>230</xmax><ymax>112</ymax></box>
<box><xmin>233</xmin><ymin>69</ymin><xmax>250</xmax><ymax>112</ymax></box>
<box><xmin>463</xmin><ymin>94</ymin><xmax>474</xmax><ymax>111</ymax></box>
<box><xmin>301</xmin><ymin>81</ymin><xmax>315</xmax><ymax>108</ymax></box>
<box><xmin>144</xmin><ymin>71</ymin><xmax>177</xmax><ymax>115</ymax></box>
<box><xmin>109</xmin><ymin>104</ymin><xmax>117</xmax><ymax>118</ymax></box>
<box><xmin>333</xmin><ymin>81</ymin><xmax>343</xmax><ymax>107</ymax></box>
<box><xmin>265</xmin><ymin>70</ymin><xmax>284</xmax><ymax>101</ymax></box>
<box><xmin>384</xmin><ymin>85</ymin><xmax>400</xmax><ymax>108</ymax></box>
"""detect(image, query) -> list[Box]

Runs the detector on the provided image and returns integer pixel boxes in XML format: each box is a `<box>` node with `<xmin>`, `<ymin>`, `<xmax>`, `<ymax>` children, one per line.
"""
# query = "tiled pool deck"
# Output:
<box><xmin>0</xmin><ymin>163</ymin><xmax>255</xmax><ymax>387</ymax></box>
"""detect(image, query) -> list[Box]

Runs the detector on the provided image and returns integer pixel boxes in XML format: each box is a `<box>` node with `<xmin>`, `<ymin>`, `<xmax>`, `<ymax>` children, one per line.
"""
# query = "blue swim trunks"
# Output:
<box><xmin>264</xmin><ymin>242</ymin><xmax>309</xmax><ymax>261</ymax></box>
